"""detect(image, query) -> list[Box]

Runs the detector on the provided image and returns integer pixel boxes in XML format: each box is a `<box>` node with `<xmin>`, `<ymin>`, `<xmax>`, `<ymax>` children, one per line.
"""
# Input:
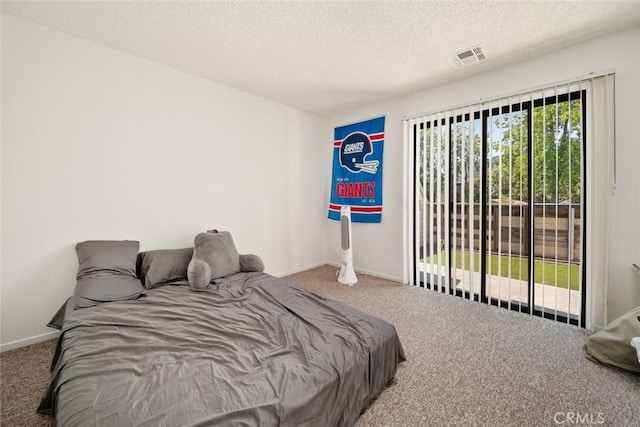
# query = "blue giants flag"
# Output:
<box><xmin>328</xmin><ymin>116</ymin><xmax>385</xmax><ymax>223</ymax></box>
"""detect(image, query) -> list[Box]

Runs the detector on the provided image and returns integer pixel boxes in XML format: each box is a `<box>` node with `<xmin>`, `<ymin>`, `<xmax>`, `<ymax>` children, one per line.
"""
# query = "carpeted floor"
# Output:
<box><xmin>1</xmin><ymin>338</ymin><xmax>56</xmax><ymax>426</ymax></box>
<box><xmin>1</xmin><ymin>265</ymin><xmax>639</xmax><ymax>426</ymax></box>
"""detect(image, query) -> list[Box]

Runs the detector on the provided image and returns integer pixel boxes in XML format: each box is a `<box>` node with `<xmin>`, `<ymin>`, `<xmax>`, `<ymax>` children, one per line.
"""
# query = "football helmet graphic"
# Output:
<box><xmin>339</xmin><ymin>132</ymin><xmax>379</xmax><ymax>174</ymax></box>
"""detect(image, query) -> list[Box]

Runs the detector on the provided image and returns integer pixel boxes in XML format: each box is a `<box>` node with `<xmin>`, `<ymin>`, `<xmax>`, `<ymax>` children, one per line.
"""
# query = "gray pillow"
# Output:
<box><xmin>74</xmin><ymin>240</ymin><xmax>145</xmax><ymax>308</ymax></box>
<box><xmin>137</xmin><ymin>248</ymin><xmax>193</xmax><ymax>289</ymax></box>
<box><xmin>188</xmin><ymin>231</ymin><xmax>240</xmax><ymax>290</ymax></box>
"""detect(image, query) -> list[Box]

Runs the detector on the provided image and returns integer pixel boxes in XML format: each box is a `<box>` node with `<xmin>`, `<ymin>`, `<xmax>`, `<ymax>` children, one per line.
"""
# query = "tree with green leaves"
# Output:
<box><xmin>490</xmin><ymin>99</ymin><xmax>582</xmax><ymax>204</ymax></box>
<box><xmin>417</xmin><ymin>98</ymin><xmax>582</xmax><ymax>205</ymax></box>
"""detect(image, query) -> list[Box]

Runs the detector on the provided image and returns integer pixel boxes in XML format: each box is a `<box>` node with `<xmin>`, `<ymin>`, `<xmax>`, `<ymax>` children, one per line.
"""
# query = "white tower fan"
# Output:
<box><xmin>338</xmin><ymin>205</ymin><xmax>358</xmax><ymax>286</ymax></box>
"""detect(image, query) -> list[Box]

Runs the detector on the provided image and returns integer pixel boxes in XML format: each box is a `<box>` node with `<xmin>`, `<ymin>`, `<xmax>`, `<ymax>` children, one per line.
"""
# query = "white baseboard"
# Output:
<box><xmin>326</xmin><ymin>261</ymin><xmax>404</xmax><ymax>283</ymax></box>
<box><xmin>273</xmin><ymin>261</ymin><xmax>329</xmax><ymax>278</ymax></box>
<box><xmin>1</xmin><ymin>330</ymin><xmax>60</xmax><ymax>353</ymax></box>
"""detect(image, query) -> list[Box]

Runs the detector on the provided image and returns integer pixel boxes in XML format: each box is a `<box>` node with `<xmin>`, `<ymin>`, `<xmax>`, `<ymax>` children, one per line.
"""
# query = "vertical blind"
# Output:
<box><xmin>402</xmin><ymin>73</ymin><xmax>615</xmax><ymax>329</ymax></box>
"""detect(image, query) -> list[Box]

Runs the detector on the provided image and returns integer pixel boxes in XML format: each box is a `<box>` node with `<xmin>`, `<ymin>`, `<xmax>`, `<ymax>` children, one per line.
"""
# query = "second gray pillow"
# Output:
<box><xmin>137</xmin><ymin>248</ymin><xmax>193</xmax><ymax>289</ymax></box>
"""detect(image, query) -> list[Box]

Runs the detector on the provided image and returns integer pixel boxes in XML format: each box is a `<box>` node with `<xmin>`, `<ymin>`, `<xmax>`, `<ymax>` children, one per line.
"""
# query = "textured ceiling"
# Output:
<box><xmin>3</xmin><ymin>1</ymin><xmax>640</xmax><ymax>116</ymax></box>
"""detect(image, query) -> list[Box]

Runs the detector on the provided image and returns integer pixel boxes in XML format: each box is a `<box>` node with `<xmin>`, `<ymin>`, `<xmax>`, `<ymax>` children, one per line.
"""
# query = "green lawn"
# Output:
<box><xmin>423</xmin><ymin>251</ymin><xmax>580</xmax><ymax>290</ymax></box>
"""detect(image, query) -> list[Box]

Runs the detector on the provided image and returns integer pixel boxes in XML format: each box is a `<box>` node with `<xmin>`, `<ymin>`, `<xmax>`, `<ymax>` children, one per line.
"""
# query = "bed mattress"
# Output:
<box><xmin>39</xmin><ymin>272</ymin><xmax>405</xmax><ymax>426</ymax></box>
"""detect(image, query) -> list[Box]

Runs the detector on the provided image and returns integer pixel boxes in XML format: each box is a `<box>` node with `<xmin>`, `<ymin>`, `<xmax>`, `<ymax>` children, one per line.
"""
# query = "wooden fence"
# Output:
<box><xmin>418</xmin><ymin>203</ymin><xmax>581</xmax><ymax>263</ymax></box>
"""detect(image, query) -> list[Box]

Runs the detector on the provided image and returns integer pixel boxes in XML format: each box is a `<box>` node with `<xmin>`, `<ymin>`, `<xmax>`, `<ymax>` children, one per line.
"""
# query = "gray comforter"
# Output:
<box><xmin>39</xmin><ymin>272</ymin><xmax>405</xmax><ymax>426</ymax></box>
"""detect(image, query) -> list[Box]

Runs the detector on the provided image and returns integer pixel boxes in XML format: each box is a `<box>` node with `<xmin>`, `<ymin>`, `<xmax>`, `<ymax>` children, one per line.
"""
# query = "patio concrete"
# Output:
<box><xmin>419</xmin><ymin>263</ymin><xmax>582</xmax><ymax>318</ymax></box>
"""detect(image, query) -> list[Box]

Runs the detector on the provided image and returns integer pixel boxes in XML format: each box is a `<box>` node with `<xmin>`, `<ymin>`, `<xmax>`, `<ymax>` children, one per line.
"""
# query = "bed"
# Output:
<box><xmin>38</xmin><ymin>271</ymin><xmax>406</xmax><ymax>426</ymax></box>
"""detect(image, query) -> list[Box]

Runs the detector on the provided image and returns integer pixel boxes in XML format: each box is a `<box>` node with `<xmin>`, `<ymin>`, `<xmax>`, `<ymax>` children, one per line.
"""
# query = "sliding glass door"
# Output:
<box><xmin>412</xmin><ymin>90</ymin><xmax>586</xmax><ymax>326</ymax></box>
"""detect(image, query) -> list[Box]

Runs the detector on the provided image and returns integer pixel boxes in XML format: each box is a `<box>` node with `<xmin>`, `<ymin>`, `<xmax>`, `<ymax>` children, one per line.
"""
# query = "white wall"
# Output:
<box><xmin>326</xmin><ymin>26</ymin><xmax>640</xmax><ymax>326</ymax></box>
<box><xmin>0</xmin><ymin>14</ymin><xmax>327</xmax><ymax>350</ymax></box>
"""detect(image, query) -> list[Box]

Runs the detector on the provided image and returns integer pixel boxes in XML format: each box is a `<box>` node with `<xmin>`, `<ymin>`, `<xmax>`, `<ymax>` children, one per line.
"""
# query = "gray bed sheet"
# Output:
<box><xmin>39</xmin><ymin>272</ymin><xmax>405</xmax><ymax>426</ymax></box>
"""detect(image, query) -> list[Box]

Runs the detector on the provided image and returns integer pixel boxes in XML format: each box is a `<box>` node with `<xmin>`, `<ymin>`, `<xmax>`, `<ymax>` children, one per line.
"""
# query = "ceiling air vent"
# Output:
<box><xmin>448</xmin><ymin>46</ymin><xmax>488</xmax><ymax>69</ymax></box>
